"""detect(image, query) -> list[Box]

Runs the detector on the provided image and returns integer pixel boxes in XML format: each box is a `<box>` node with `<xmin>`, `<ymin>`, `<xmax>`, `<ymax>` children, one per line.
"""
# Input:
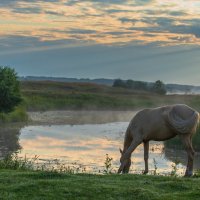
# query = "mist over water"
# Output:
<box><xmin>28</xmin><ymin>110</ymin><xmax>137</xmax><ymax>125</ymax></box>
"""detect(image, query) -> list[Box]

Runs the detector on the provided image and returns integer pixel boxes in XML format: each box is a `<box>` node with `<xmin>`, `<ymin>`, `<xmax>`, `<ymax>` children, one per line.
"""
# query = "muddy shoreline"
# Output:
<box><xmin>27</xmin><ymin>110</ymin><xmax>138</xmax><ymax>125</ymax></box>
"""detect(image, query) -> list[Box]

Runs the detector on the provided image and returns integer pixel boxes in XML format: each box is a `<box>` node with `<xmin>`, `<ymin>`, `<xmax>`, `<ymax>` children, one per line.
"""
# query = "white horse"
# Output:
<box><xmin>118</xmin><ymin>104</ymin><xmax>199</xmax><ymax>176</ymax></box>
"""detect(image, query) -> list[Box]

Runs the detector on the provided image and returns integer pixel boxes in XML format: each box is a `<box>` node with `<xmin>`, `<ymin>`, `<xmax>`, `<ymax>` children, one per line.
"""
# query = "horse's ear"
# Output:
<box><xmin>119</xmin><ymin>148</ymin><xmax>123</xmax><ymax>154</ymax></box>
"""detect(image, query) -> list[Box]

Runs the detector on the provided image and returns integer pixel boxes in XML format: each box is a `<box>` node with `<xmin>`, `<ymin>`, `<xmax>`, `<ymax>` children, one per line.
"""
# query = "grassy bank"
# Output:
<box><xmin>0</xmin><ymin>106</ymin><xmax>28</xmax><ymax>124</ymax></box>
<box><xmin>21</xmin><ymin>81</ymin><xmax>200</xmax><ymax>111</ymax></box>
<box><xmin>0</xmin><ymin>169</ymin><xmax>200</xmax><ymax>200</ymax></box>
<box><xmin>0</xmin><ymin>149</ymin><xmax>199</xmax><ymax>200</ymax></box>
<box><xmin>2</xmin><ymin>80</ymin><xmax>200</xmax><ymax>123</ymax></box>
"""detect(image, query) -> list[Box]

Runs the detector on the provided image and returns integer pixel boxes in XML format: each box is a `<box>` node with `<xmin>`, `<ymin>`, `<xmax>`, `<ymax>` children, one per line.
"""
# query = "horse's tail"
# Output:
<box><xmin>196</xmin><ymin>113</ymin><xmax>200</xmax><ymax>133</ymax></box>
<box><xmin>167</xmin><ymin>108</ymin><xmax>199</xmax><ymax>134</ymax></box>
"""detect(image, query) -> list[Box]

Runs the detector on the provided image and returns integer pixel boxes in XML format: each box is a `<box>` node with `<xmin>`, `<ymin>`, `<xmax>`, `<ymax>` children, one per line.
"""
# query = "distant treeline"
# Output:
<box><xmin>113</xmin><ymin>79</ymin><xmax>167</xmax><ymax>95</ymax></box>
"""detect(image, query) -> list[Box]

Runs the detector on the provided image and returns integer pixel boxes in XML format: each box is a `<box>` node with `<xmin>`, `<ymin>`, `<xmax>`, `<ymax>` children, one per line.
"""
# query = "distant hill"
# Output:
<box><xmin>20</xmin><ymin>76</ymin><xmax>114</xmax><ymax>86</ymax></box>
<box><xmin>20</xmin><ymin>76</ymin><xmax>200</xmax><ymax>94</ymax></box>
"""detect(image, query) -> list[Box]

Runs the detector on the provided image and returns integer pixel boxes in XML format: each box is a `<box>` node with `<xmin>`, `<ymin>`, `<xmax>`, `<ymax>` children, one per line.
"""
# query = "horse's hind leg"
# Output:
<box><xmin>180</xmin><ymin>135</ymin><xmax>195</xmax><ymax>177</ymax></box>
<box><xmin>143</xmin><ymin>141</ymin><xmax>149</xmax><ymax>174</ymax></box>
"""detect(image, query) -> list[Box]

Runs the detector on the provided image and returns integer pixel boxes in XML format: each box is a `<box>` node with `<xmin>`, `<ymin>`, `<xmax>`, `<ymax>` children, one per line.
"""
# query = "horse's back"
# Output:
<box><xmin>130</xmin><ymin>106</ymin><xmax>173</xmax><ymax>140</ymax></box>
<box><xmin>129</xmin><ymin>104</ymin><xmax>199</xmax><ymax>141</ymax></box>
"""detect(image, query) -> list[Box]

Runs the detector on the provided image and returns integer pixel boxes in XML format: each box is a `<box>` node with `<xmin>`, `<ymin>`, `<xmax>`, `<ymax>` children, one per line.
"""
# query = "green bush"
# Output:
<box><xmin>0</xmin><ymin>105</ymin><xmax>28</xmax><ymax>123</ymax></box>
<box><xmin>0</xmin><ymin>66</ymin><xmax>22</xmax><ymax>113</ymax></box>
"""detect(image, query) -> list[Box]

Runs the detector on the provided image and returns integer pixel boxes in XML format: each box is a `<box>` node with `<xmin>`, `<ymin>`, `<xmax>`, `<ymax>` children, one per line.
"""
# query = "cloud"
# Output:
<box><xmin>63</xmin><ymin>29</ymin><xmax>98</xmax><ymax>35</ymax></box>
<box><xmin>12</xmin><ymin>6</ymin><xmax>42</xmax><ymax>14</ymax></box>
<box><xmin>1</xmin><ymin>0</ymin><xmax>200</xmax><ymax>87</ymax></box>
<box><xmin>171</xmin><ymin>25</ymin><xmax>200</xmax><ymax>38</ymax></box>
<box><xmin>0</xmin><ymin>0</ymin><xmax>200</xmax><ymax>47</ymax></box>
<box><xmin>0</xmin><ymin>0</ymin><xmax>56</xmax><ymax>7</ymax></box>
<box><xmin>133</xmin><ymin>0</ymin><xmax>155</xmax><ymax>5</ymax></box>
<box><xmin>169</xmin><ymin>11</ymin><xmax>187</xmax><ymax>16</ymax></box>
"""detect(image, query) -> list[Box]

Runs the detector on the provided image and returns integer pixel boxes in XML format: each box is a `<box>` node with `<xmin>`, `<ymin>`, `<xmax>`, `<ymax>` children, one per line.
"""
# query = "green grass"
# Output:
<box><xmin>1</xmin><ymin>79</ymin><xmax>196</xmax><ymax>122</ymax></box>
<box><xmin>0</xmin><ymin>169</ymin><xmax>200</xmax><ymax>200</ymax></box>
<box><xmin>0</xmin><ymin>153</ymin><xmax>199</xmax><ymax>200</ymax></box>
<box><xmin>0</xmin><ymin>105</ymin><xmax>28</xmax><ymax>123</ymax></box>
<box><xmin>2</xmin><ymin>79</ymin><xmax>200</xmax><ymax>124</ymax></box>
<box><xmin>20</xmin><ymin>80</ymin><xmax>200</xmax><ymax>111</ymax></box>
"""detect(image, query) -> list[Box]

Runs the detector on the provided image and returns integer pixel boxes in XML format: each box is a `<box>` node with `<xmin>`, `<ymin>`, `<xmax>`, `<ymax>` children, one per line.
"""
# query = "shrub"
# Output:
<box><xmin>0</xmin><ymin>66</ymin><xmax>22</xmax><ymax>113</ymax></box>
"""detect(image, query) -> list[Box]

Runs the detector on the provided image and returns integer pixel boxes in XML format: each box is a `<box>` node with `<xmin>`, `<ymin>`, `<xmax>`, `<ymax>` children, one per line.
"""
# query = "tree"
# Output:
<box><xmin>112</xmin><ymin>79</ymin><xmax>126</xmax><ymax>88</ymax></box>
<box><xmin>131</xmin><ymin>80</ymin><xmax>148</xmax><ymax>90</ymax></box>
<box><xmin>126</xmin><ymin>79</ymin><xmax>134</xmax><ymax>88</ymax></box>
<box><xmin>153</xmin><ymin>80</ymin><xmax>167</xmax><ymax>95</ymax></box>
<box><xmin>0</xmin><ymin>66</ymin><xmax>22</xmax><ymax>113</ymax></box>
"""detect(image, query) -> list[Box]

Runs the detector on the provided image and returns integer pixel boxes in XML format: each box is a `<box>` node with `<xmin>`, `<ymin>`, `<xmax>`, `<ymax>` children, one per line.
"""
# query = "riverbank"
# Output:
<box><xmin>1</xmin><ymin>80</ymin><xmax>200</xmax><ymax>124</ymax></box>
<box><xmin>0</xmin><ymin>106</ymin><xmax>28</xmax><ymax>124</ymax></box>
<box><xmin>27</xmin><ymin>110</ymin><xmax>136</xmax><ymax>125</ymax></box>
<box><xmin>0</xmin><ymin>169</ymin><xmax>200</xmax><ymax>200</ymax></box>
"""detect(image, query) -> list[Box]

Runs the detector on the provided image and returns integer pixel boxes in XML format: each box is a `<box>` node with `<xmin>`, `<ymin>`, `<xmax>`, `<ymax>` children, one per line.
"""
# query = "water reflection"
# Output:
<box><xmin>164</xmin><ymin>147</ymin><xmax>200</xmax><ymax>171</ymax></box>
<box><xmin>18</xmin><ymin>122</ymin><xmax>192</xmax><ymax>174</ymax></box>
<box><xmin>19</xmin><ymin>123</ymin><xmax>127</xmax><ymax>172</ymax></box>
<box><xmin>0</xmin><ymin>125</ymin><xmax>22</xmax><ymax>158</ymax></box>
<box><xmin>1</xmin><ymin>121</ymin><xmax>199</xmax><ymax>174</ymax></box>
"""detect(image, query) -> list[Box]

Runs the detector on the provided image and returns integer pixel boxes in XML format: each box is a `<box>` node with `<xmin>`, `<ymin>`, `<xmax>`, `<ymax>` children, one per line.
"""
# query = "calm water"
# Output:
<box><xmin>17</xmin><ymin>122</ymin><xmax>191</xmax><ymax>175</ymax></box>
<box><xmin>1</xmin><ymin>113</ymin><xmax>200</xmax><ymax>175</ymax></box>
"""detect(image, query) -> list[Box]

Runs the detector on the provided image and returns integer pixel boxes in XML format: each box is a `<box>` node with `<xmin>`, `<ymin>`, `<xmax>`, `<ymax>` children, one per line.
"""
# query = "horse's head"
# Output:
<box><xmin>118</xmin><ymin>148</ymin><xmax>131</xmax><ymax>174</ymax></box>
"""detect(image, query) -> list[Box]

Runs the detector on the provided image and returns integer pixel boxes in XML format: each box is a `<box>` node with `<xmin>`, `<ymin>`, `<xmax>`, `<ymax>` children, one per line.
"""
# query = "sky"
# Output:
<box><xmin>0</xmin><ymin>0</ymin><xmax>200</xmax><ymax>85</ymax></box>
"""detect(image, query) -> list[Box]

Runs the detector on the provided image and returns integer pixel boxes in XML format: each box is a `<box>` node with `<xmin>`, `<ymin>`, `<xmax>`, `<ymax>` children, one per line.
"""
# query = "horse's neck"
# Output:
<box><xmin>123</xmin><ymin>129</ymin><xmax>132</xmax><ymax>153</ymax></box>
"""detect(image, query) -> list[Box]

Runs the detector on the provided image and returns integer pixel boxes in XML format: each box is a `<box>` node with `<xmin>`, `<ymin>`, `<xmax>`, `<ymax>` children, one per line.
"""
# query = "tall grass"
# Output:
<box><xmin>0</xmin><ymin>153</ymin><xmax>36</xmax><ymax>171</ymax></box>
<box><xmin>0</xmin><ymin>153</ymin><xmax>113</xmax><ymax>175</ymax></box>
<box><xmin>20</xmin><ymin>80</ymin><xmax>200</xmax><ymax>111</ymax></box>
<box><xmin>0</xmin><ymin>105</ymin><xmax>28</xmax><ymax>123</ymax></box>
<box><xmin>23</xmin><ymin>91</ymin><xmax>200</xmax><ymax>112</ymax></box>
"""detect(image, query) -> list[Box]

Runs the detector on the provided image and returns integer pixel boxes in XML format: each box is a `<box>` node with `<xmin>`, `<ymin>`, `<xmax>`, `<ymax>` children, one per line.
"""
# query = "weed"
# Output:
<box><xmin>170</xmin><ymin>158</ymin><xmax>180</xmax><ymax>177</ymax></box>
<box><xmin>0</xmin><ymin>105</ymin><xmax>28</xmax><ymax>123</ymax></box>
<box><xmin>0</xmin><ymin>153</ymin><xmax>87</xmax><ymax>174</ymax></box>
<box><xmin>103</xmin><ymin>154</ymin><xmax>113</xmax><ymax>174</ymax></box>
<box><xmin>153</xmin><ymin>158</ymin><xmax>158</xmax><ymax>175</ymax></box>
<box><xmin>194</xmin><ymin>169</ymin><xmax>200</xmax><ymax>177</ymax></box>
<box><xmin>0</xmin><ymin>153</ymin><xmax>38</xmax><ymax>170</ymax></box>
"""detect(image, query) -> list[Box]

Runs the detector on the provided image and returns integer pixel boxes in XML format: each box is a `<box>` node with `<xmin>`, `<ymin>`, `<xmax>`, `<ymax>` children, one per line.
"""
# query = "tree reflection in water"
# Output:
<box><xmin>0</xmin><ymin>125</ymin><xmax>22</xmax><ymax>158</ymax></box>
<box><xmin>164</xmin><ymin>142</ymin><xmax>200</xmax><ymax>170</ymax></box>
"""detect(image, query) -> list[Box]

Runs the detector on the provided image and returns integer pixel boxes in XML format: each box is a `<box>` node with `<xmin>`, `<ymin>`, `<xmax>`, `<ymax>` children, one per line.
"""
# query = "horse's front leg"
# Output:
<box><xmin>143</xmin><ymin>141</ymin><xmax>149</xmax><ymax>174</ymax></box>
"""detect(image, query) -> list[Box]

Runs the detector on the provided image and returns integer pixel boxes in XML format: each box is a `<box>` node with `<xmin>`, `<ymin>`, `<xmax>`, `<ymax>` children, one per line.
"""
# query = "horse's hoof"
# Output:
<box><xmin>184</xmin><ymin>171</ymin><xmax>193</xmax><ymax>177</ymax></box>
<box><xmin>184</xmin><ymin>174</ymin><xmax>192</xmax><ymax>178</ymax></box>
<box><xmin>143</xmin><ymin>171</ymin><xmax>148</xmax><ymax>175</ymax></box>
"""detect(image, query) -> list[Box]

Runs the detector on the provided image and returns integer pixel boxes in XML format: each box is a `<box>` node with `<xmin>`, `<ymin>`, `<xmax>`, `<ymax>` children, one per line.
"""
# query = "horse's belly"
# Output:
<box><xmin>144</xmin><ymin>128</ymin><xmax>176</xmax><ymax>141</ymax></box>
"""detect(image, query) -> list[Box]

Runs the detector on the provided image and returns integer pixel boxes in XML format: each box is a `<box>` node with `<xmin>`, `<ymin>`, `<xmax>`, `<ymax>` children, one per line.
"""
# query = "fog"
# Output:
<box><xmin>28</xmin><ymin>110</ymin><xmax>138</xmax><ymax>125</ymax></box>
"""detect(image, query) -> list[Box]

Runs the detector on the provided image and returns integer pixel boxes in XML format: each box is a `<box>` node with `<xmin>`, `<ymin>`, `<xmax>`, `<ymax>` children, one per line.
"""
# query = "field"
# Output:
<box><xmin>1</xmin><ymin>80</ymin><xmax>200</xmax><ymax>123</ymax></box>
<box><xmin>21</xmin><ymin>80</ymin><xmax>200</xmax><ymax>111</ymax></box>
<box><xmin>1</xmin><ymin>169</ymin><xmax>200</xmax><ymax>200</ymax></box>
<box><xmin>1</xmin><ymin>81</ymin><xmax>200</xmax><ymax>199</ymax></box>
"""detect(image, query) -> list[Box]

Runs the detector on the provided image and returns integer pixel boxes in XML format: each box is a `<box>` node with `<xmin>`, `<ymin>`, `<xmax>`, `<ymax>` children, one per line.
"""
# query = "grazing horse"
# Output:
<box><xmin>118</xmin><ymin>104</ymin><xmax>199</xmax><ymax>177</ymax></box>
